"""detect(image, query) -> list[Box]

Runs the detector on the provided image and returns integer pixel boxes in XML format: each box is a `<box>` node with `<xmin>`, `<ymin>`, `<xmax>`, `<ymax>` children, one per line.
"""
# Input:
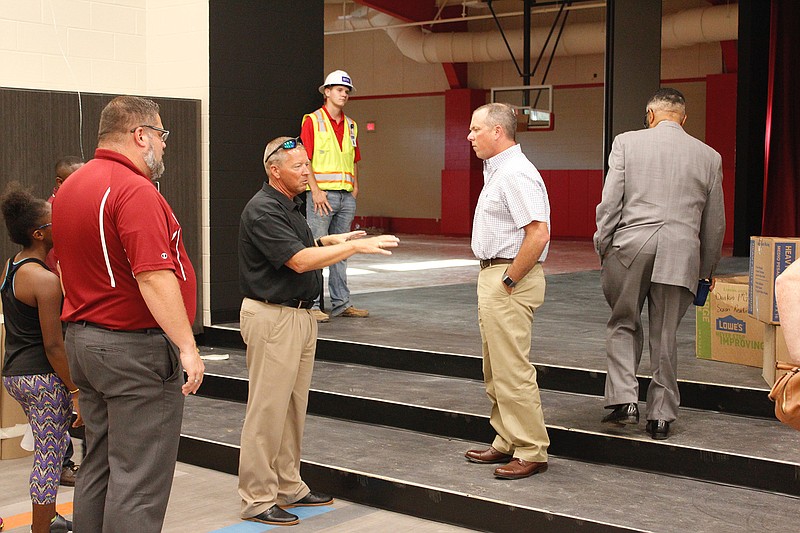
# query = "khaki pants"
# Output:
<box><xmin>477</xmin><ymin>263</ymin><xmax>550</xmax><ymax>462</ymax></box>
<box><xmin>238</xmin><ymin>298</ymin><xmax>317</xmax><ymax>518</ymax></box>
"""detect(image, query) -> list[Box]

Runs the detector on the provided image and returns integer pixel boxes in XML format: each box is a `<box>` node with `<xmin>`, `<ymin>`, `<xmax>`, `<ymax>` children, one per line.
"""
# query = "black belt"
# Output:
<box><xmin>272</xmin><ymin>299</ymin><xmax>314</xmax><ymax>309</ymax></box>
<box><xmin>74</xmin><ymin>321</ymin><xmax>164</xmax><ymax>335</ymax></box>
<box><xmin>479</xmin><ymin>258</ymin><xmax>514</xmax><ymax>269</ymax></box>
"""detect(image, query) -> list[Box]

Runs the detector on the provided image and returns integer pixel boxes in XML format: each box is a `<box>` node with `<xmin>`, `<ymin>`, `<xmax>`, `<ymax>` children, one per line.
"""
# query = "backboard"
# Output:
<box><xmin>490</xmin><ymin>85</ymin><xmax>553</xmax><ymax>130</ymax></box>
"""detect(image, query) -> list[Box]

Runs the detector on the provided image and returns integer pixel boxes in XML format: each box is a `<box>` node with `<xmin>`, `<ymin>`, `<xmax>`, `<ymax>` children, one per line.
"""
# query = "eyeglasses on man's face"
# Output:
<box><xmin>265</xmin><ymin>137</ymin><xmax>303</xmax><ymax>164</ymax></box>
<box><xmin>131</xmin><ymin>125</ymin><xmax>170</xmax><ymax>142</ymax></box>
<box><xmin>35</xmin><ymin>223</ymin><xmax>52</xmax><ymax>231</ymax></box>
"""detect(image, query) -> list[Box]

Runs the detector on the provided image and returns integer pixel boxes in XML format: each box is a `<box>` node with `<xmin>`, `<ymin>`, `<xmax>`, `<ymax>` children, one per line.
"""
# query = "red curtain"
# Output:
<box><xmin>763</xmin><ymin>0</ymin><xmax>800</xmax><ymax>236</ymax></box>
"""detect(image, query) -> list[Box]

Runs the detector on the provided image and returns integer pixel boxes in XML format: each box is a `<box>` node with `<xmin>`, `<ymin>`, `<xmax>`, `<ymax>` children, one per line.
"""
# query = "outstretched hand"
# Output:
<box><xmin>353</xmin><ymin>235</ymin><xmax>400</xmax><ymax>255</ymax></box>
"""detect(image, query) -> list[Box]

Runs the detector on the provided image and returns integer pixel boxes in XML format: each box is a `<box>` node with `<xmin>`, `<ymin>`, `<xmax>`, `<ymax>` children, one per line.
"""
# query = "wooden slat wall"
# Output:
<box><xmin>0</xmin><ymin>87</ymin><xmax>203</xmax><ymax>332</ymax></box>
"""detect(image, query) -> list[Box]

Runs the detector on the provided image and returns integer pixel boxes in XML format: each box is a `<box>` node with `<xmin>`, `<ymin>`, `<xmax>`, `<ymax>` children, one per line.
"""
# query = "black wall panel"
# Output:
<box><xmin>733</xmin><ymin>0</ymin><xmax>770</xmax><ymax>255</ymax></box>
<box><xmin>208</xmin><ymin>1</ymin><xmax>324</xmax><ymax>322</ymax></box>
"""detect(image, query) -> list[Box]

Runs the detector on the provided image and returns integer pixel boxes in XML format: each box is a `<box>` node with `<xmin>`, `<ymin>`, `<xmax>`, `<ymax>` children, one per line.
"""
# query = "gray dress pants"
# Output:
<box><xmin>65</xmin><ymin>322</ymin><xmax>185</xmax><ymax>533</ymax></box>
<box><xmin>601</xmin><ymin>241</ymin><xmax>694</xmax><ymax>422</ymax></box>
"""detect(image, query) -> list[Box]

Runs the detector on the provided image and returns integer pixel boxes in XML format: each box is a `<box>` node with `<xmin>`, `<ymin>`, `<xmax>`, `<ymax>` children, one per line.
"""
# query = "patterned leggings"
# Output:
<box><xmin>3</xmin><ymin>373</ymin><xmax>71</xmax><ymax>505</ymax></box>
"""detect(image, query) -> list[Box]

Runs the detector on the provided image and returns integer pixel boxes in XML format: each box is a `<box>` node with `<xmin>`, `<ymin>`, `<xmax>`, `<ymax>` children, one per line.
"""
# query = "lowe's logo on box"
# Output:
<box><xmin>716</xmin><ymin>315</ymin><xmax>746</xmax><ymax>334</ymax></box>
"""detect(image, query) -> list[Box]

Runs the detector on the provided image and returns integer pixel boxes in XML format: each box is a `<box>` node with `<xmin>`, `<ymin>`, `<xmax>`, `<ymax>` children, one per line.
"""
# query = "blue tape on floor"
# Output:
<box><xmin>210</xmin><ymin>506</ymin><xmax>335</xmax><ymax>532</ymax></box>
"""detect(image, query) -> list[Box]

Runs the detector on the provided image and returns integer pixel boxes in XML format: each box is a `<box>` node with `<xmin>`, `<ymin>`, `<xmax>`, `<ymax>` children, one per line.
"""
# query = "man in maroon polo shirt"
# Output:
<box><xmin>52</xmin><ymin>95</ymin><xmax>204</xmax><ymax>533</ymax></box>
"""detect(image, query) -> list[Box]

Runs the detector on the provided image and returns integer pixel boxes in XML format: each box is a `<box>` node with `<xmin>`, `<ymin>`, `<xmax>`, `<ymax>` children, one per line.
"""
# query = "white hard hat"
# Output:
<box><xmin>319</xmin><ymin>70</ymin><xmax>355</xmax><ymax>94</ymax></box>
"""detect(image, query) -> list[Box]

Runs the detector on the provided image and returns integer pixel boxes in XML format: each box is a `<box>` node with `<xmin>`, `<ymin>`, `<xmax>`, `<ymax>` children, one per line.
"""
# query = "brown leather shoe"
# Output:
<box><xmin>494</xmin><ymin>458</ymin><xmax>548</xmax><ymax>479</ymax></box>
<box><xmin>465</xmin><ymin>446</ymin><xmax>512</xmax><ymax>464</ymax></box>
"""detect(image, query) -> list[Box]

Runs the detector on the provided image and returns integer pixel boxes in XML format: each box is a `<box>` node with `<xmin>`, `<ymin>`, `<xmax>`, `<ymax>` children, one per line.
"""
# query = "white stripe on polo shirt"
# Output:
<box><xmin>172</xmin><ymin>212</ymin><xmax>187</xmax><ymax>281</ymax></box>
<box><xmin>98</xmin><ymin>186</ymin><xmax>116</xmax><ymax>288</ymax></box>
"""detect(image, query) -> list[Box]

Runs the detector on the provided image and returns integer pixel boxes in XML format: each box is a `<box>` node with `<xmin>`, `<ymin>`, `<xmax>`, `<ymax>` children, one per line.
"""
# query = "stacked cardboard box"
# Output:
<box><xmin>749</xmin><ymin>236</ymin><xmax>800</xmax><ymax>324</ymax></box>
<box><xmin>696</xmin><ymin>275</ymin><xmax>764</xmax><ymax>368</ymax></box>
<box><xmin>748</xmin><ymin>236</ymin><xmax>800</xmax><ymax>385</ymax></box>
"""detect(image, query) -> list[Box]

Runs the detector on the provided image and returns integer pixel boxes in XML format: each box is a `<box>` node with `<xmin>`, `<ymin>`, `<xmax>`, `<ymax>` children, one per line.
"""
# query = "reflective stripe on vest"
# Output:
<box><xmin>304</xmin><ymin>109</ymin><xmax>357</xmax><ymax>192</ymax></box>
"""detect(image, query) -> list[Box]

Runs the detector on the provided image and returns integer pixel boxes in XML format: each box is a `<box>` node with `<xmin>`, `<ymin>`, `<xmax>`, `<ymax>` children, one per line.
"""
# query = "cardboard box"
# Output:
<box><xmin>749</xmin><ymin>236</ymin><xmax>800</xmax><ymax>324</ymax></box>
<box><xmin>1</xmin><ymin>310</ymin><xmax>33</xmax><ymax>459</ymax></box>
<box><xmin>762</xmin><ymin>324</ymin><xmax>791</xmax><ymax>386</ymax></box>
<box><xmin>696</xmin><ymin>275</ymin><xmax>765</xmax><ymax>367</ymax></box>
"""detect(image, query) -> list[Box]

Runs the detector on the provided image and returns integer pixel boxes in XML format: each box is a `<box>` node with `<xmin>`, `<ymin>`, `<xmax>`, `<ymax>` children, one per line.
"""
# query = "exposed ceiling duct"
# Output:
<box><xmin>325</xmin><ymin>4</ymin><xmax>738</xmax><ymax>63</ymax></box>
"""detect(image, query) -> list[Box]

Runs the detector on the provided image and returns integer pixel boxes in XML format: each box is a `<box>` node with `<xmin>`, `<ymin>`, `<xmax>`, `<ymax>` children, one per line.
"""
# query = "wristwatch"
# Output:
<box><xmin>502</xmin><ymin>273</ymin><xmax>517</xmax><ymax>288</ymax></box>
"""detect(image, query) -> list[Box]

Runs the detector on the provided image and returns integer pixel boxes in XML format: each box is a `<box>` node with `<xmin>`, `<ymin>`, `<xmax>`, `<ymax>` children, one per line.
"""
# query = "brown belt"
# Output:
<box><xmin>479</xmin><ymin>258</ymin><xmax>514</xmax><ymax>269</ymax></box>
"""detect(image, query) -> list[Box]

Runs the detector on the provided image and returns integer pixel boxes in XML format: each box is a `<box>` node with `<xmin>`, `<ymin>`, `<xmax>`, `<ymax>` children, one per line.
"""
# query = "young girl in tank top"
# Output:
<box><xmin>1</xmin><ymin>182</ymin><xmax>83</xmax><ymax>533</ymax></box>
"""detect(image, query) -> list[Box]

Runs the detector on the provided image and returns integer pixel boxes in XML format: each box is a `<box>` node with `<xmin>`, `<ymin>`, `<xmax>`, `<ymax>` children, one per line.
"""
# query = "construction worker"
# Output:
<box><xmin>300</xmin><ymin>70</ymin><xmax>368</xmax><ymax>321</ymax></box>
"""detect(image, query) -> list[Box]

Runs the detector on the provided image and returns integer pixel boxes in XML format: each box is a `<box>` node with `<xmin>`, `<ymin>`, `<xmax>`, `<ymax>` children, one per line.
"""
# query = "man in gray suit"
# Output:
<box><xmin>594</xmin><ymin>88</ymin><xmax>725</xmax><ymax>440</ymax></box>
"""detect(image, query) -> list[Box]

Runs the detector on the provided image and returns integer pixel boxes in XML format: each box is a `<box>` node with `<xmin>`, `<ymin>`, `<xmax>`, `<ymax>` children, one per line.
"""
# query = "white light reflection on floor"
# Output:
<box><xmin>322</xmin><ymin>259</ymin><xmax>479</xmax><ymax>277</ymax></box>
<box><xmin>323</xmin><ymin>267</ymin><xmax>377</xmax><ymax>277</ymax></box>
<box><xmin>367</xmin><ymin>259</ymin><xmax>479</xmax><ymax>271</ymax></box>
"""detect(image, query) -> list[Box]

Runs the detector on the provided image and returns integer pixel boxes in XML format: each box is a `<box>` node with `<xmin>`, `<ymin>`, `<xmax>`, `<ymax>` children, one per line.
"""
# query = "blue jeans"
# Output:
<box><xmin>306</xmin><ymin>190</ymin><xmax>356</xmax><ymax>316</ymax></box>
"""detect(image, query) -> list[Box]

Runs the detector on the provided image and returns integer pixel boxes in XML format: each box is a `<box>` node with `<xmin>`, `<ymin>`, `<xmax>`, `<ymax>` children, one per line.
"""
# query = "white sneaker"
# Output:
<box><xmin>310</xmin><ymin>309</ymin><xmax>330</xmax><ymax>323</ymax></box>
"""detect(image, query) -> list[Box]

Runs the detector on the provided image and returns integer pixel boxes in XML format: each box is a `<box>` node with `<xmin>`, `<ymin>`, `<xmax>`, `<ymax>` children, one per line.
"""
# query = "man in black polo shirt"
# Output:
<box><xmin>237</xmin><ymin>136</ymin><xmax>399</xmax><ymax>527</ymax></box>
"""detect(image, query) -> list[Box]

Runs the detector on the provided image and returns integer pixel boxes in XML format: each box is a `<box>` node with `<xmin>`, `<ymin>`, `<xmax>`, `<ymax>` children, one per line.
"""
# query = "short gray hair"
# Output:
<box><xmin>646</xmin><ymin>88</ymin><xmax>686</xmax><ymax>116</ymax></box>
<box><xmin>474</xmin><ymin>103</ymin><xmax>517</xmax><ymax>141</ymax></box>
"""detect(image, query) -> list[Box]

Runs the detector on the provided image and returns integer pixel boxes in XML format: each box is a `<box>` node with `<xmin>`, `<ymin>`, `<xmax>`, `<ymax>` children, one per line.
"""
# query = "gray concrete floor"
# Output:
<box><xmin>218</xmin><ymin>236</ymin><xmax>761</xmax><ymax>389</ymax></box>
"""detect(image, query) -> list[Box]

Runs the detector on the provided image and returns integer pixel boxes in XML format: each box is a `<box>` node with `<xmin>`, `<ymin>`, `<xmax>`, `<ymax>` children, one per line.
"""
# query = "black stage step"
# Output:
<box><xmin>192</xmin><ymin>350</ymin><xmax>800</xmax><ymax>498</ymax></box>
<box><xmin>179</xmin><ymin>396</ymin><xmax>799</xmax><ymax>533</ymax></box>
<box><xmin>197</xmin><ymin>330</ymin><xmax>774</xmax><ymax>419</ymax></box>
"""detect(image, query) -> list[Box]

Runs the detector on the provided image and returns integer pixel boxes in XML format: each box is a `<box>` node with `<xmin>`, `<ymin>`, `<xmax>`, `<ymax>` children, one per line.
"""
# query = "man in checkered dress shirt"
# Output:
<box><xmin>463</xmin><ymin>103</ymin><xmax>551</xmax><ymax>480</ymax></box>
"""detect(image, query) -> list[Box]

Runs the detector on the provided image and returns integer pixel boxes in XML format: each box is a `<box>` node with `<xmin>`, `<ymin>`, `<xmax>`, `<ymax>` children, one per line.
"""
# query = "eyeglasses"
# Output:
<box><xmin>131</xmin><ymin>125</ymin><xmax>170</xmax><ymax>142</ymax></box>
<box><xmin>35</xmin><ymin>223</ymin><xmax>52</xmax><ymax>231</ymax></box>
<box><xmin>265</xmin><ymin>137</ymin><xmax>303</xmax><ymax>163</ymax></box>
<box><xmin>643</xmin><ymin>109</ymin><xmax>651</xmax><ymax>129</ymax></box>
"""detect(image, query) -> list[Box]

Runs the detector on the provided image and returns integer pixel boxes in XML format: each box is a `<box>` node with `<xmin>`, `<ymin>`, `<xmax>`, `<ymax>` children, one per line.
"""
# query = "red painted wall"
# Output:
<box><xmin>541</xmin><ymin>169</ymin><xmax>604</xmax><ymax>239</ymax></box>
<box><xmin>441</xmin><ymin>89</ymin><xmax>487</xmax><ymax>236</ymax></box>
<box><xmin>355</xmin><ymin>169</ymin><xmax>604</xmax><ymax>239</ymax></box>
<box><xmin>352</xmin><ymin>77</ymin><xmax>736</xmax><ymax>242</ymax></box>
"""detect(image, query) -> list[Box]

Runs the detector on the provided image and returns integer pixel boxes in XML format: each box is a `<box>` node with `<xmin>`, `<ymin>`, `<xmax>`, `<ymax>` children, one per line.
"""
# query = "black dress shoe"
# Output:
<box><xmin>50</xmin><ymin>514</ymin><xmax>73</xmax><ymax>533</ymax></box>
<box><xmin>285</xmin><ymin>491</ymin><xmax>334</xmax><ymax>508</ymax></box>
<box><xmin>245</xmin><ymin>505</ymin><xmax>299</xmax><ymax>526</ymax></box>
<box><xmin>646</xmin><ymin>419</ymin><xmax>670</xmax><ymax>440</ymax></box>
<box><xmin>601</xmin><ymin>403</ymin><xmax>639</xmax><ymax>425</ymax></box>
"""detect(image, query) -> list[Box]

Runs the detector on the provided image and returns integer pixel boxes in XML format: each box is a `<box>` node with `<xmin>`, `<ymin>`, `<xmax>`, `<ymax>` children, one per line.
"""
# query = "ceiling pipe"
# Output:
<box><xmin>325</xmin><ymin>3</ymin><xmax>738</xmax><ymax>63</ymax></box>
